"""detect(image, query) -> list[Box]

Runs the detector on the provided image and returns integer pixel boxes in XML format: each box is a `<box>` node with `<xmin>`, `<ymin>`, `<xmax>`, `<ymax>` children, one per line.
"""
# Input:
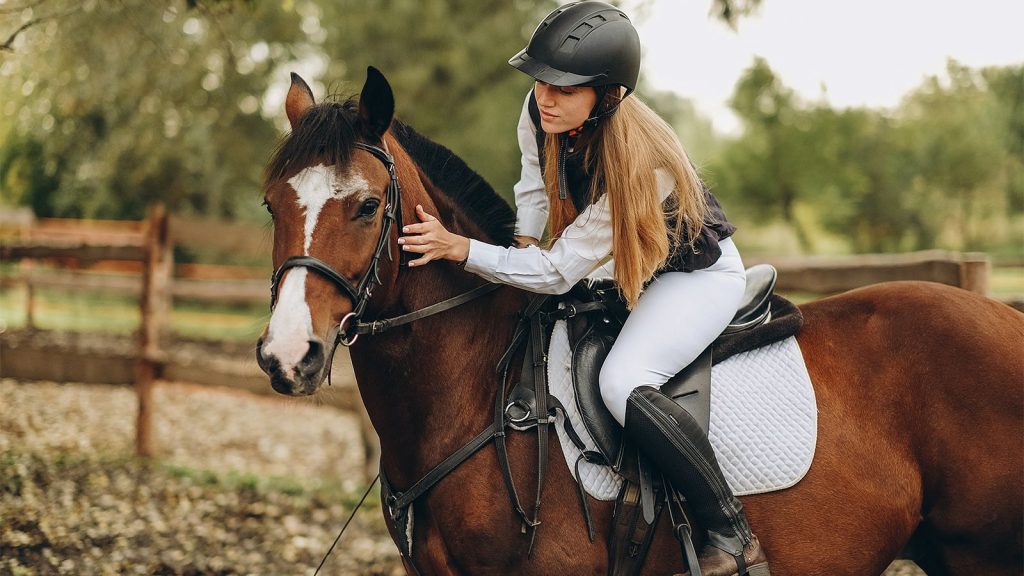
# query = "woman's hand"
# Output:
<box><xmin>399</xmin><ymin>205</ymin><xmax>470</xmax><ymax>268</ymax></box>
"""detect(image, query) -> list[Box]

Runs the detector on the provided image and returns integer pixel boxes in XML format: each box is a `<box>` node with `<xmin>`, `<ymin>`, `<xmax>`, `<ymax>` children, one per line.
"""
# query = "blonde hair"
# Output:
<box><xmin>543</xmin><ymin>93</ymin><xmax>708</xmax><ymax>308</ymax></box>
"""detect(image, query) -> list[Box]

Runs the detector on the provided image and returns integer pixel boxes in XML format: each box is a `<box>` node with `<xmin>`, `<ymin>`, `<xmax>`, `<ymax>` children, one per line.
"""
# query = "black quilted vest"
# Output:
<box><xmin>527</xmin><ymin>93</ymin><xmax>737</xmax><ymax>273</ymax></box>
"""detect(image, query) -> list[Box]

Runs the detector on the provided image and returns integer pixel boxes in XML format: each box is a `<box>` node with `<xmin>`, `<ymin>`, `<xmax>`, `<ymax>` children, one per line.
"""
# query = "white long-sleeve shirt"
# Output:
<box><xmin>465</xmin><ymin>94</ymin><xmax>673</xmax><ymax>294</ymax></box>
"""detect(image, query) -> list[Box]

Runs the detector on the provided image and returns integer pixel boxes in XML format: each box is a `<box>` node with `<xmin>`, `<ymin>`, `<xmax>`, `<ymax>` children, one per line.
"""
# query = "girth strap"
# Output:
<box><xmin>528</xmin><ymin>296</ymin><xmax>551</xmax><ymax>552</ymax></box>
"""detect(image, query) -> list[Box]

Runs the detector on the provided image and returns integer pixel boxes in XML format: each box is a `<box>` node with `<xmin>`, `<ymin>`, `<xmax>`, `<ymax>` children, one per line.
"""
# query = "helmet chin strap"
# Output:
<box><xmin>575</xmin><ymin>85</ymin><xmax>624</xmax><ymax>134</ymax></box>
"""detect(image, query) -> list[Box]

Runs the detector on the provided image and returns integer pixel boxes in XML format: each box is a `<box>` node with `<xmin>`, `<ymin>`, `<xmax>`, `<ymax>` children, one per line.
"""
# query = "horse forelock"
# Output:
<box><xmin>264</xmin><ymin>100</ymin><xmax>360</xmax><ymax>190</ymax></box>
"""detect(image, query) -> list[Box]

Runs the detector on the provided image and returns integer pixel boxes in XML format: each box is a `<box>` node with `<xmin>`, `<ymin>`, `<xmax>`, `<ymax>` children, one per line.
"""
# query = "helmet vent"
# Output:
<box><xmin>572</xmin><ymin>22</ymin><xmax>594</xmax><ymax>36</ymax></box>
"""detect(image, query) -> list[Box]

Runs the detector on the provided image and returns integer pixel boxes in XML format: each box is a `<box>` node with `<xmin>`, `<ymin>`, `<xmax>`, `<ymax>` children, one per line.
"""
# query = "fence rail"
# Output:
<box><xmin>745</xmin><ymin>249</ymin><xmax>991</xmax><ymax>295</ymax></box>
<box><xmin>1</xmin><ymin>208</ymin><xmax>1017</xmax><ymax>457</ymax></box>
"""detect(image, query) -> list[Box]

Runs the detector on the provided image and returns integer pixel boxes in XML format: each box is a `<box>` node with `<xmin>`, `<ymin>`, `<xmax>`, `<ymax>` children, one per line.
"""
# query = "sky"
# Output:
<box><xmin>627</xmin><ymin>0</ymin><xmax>1024</xmax><ymax>134</ymax></box>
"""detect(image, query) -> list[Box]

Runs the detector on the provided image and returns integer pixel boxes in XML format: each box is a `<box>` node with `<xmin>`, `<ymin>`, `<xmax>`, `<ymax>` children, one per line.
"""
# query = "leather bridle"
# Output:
<box><xmin>269</xmin><ymin>141</ymin><xmax>500</xmax><ymax>347</ymax></box>
<box><xmin>270</xmin><ymin>142</ymin><xmax>401</xmax><ymax>346</ymax></box>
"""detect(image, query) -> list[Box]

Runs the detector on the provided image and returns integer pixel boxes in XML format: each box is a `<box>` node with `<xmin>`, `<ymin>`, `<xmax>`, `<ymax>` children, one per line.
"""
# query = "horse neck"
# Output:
<box><xmin>350</xmin><ymin>147</ymin><xmax>522</xmax><ymax>489</ymax></box>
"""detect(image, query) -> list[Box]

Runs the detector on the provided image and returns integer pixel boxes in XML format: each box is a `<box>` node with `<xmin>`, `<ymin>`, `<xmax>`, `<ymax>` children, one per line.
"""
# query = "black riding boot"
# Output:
<box><xmin>624</xmin><ymin>386</ymin><xmax>769</xmax><ymax>576</ymax></box>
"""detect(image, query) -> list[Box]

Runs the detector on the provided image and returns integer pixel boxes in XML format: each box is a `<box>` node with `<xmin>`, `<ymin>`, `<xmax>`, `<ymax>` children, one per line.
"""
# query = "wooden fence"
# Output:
<box><xmin>0</xmin><ymin>208</ymin><xmax>1014</xmax><ymax>457</ymax></box>
<box><xmin>1</xmin><ymin>206</ymin><xmax>173</xmax><ymax>456</ymax></box>
<box><xmin>744</xmin><ymin>250</ymin><xmax>992</xmax><ymax>296</ymax></box>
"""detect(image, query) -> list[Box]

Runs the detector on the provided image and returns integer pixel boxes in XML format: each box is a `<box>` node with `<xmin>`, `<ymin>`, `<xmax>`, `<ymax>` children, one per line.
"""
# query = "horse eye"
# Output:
<box><xmin>357</xmin><ymin>199</ymin><xmax>380</xmax><ymax>219</ymax></box>
<box><xmin>263</xmin><ymin>200</ymin><xmax>273</xmax><ymax>216</ymax></box>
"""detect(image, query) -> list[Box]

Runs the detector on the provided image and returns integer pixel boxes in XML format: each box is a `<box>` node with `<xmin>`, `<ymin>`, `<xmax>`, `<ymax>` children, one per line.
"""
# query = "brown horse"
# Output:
<box><xmin>256</xmin><ymin>68</ymin><xmax>1024</xmax><ymax>575</ymax></box>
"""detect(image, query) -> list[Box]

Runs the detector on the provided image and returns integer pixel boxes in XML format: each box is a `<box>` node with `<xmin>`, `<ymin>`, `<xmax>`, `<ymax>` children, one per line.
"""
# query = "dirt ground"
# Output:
<box><xmin>0</xmin><ymin>376</ymin><xmax>925</xmax><ymax>575</ymax></box>
<box><xmin>0</xmin><ymin>378</ymin><xmax>403</xmax><ymax>576</ymax></box>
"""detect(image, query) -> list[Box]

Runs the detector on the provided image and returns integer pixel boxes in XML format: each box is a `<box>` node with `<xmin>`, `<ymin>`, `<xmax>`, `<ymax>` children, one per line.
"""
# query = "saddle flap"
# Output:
<box><xmin>660</xmin><ymin>347</ymin><xmax>713</xmax><ymax>436</ymax></box>
<box><xmin>570</xmin><ymin>317</ymin><xmax>624</xmax><ymax>467</ymax></box>
<box><xmin>569</xmin><ymin>323</ymin><xmax>715</xmax><ymax>463</ymax></box>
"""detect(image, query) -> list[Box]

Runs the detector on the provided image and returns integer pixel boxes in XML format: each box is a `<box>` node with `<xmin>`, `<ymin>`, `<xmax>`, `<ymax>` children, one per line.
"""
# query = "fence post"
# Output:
<box><xmin>959</xmin><ymin>252</ymin><xmax>991</xmax><ymax>295</ymax></box>
<box><xmin>135</xmin><ymin>203</ymin><xmax>172</xmax><ymax>457</ymax></box>
<box><xmin>24</xmin><ymin>260</ymin><xmax>35</xmax><ymax>329</ymax></box>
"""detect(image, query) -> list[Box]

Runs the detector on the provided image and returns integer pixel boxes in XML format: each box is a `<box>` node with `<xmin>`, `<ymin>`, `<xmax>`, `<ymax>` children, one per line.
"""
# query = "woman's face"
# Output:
<box><xmin>534</xmin><ymin>81</ymin><xmax>597</xmax><ymax>134</ymax></box>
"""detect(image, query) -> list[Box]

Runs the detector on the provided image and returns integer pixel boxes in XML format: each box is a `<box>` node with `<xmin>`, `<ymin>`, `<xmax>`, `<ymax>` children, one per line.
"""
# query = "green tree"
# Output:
<box><xmin>714</xmin><ymin>57</ymin><xmax>822</xmax><ymax>251</ymax></box>
<box><xmin>901</xmin><ymin>61</ymin><xmax>1007</xmax><ymax>249</ymax></box>
<box><xmin>642</xmin><ymin>84</ymin><xmax>719</xmax><ymax>164</ymax></box>
<box><xmin>0</xmin><ymin>1</ymin><xmax>551</xmax><ymax>221</ymax></box>
<box><xmin>1</xmin><ymin>0</ymin><xmax>309</xmax><ymax>219</ymax></box>
<box><xmin>980</xmin><ymin>64</ymin><xmax>1024</xmax><ymax>216</ymax></box>
<box><xmin>713</xmin><ymin>57</ymin><xmax>1018</xmax><ymax>254</ymax></box>
<box><xmin>309</xmin><ymin>0</ymin><xmax>552</xmax><ymax>206</ymax></box>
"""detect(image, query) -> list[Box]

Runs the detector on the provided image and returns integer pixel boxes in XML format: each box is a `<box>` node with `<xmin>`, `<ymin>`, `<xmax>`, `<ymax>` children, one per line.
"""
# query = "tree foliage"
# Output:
<box><xmin>0</xmin><ymin>0</ymin><xmax>549</xmax><ymax>220</ymax></box>
<box><xmin>1</xmin><ymin>0</ymin><xmax>310</xmax><ymax>219</ymax></box>
<box><xmin>0</xmin><ymin>1</ymin><xmax>1017</xmax><ymax>257</ymax></box>
<box><xmin>710</xmin><ymin>58</ymin><xmax>1021</xmax><ymax>253</ymax></box>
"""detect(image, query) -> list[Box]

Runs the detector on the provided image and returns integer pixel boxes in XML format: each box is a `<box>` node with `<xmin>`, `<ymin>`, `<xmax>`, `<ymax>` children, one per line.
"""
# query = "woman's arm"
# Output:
<box><xmin>400</xmin><ymin>196</ymin><xmax>613</xmax><ymax>294</ymax></box>
<box><xmin>400</xmin><ymin>169</ymin><xmax>675</xmax><ymax>293</ymax></box>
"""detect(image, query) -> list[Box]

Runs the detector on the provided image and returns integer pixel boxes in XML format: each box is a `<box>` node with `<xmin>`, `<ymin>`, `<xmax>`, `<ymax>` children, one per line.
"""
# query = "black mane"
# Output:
<box><xmin>265</xmin><ymin>100</ymin><xmax>515</xmax><ymax>247</ymax></box>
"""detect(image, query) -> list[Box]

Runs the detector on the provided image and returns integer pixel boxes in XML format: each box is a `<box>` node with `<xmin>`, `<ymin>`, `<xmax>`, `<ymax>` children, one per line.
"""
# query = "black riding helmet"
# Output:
<box><xmin>509</xmin><ymin>1</ymin><xmax>641</xmax><ymax>97</ymax></box>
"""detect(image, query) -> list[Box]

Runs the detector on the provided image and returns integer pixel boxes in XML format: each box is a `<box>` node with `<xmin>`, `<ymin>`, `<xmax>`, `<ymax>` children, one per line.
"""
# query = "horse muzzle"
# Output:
<box><xmin>256</xmin><ymin>335</ymin><xmax>332</xmax><ymax>396</ymax></box>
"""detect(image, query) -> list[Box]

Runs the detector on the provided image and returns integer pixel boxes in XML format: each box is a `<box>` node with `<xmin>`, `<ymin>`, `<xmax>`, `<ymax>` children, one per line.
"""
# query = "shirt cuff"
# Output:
<box><xmin>514</xmin><ymin>208</ymin><xmax>547</xmax><ymax>239</ymax></box>
<box><xmin>465</xmin><ymin>239</ymin><xmax>504</xmax><ymax>277</ymax></box>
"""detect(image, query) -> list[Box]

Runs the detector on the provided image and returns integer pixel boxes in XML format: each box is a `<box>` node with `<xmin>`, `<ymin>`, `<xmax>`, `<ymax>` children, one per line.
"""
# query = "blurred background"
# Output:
<box><xmin>0</xmin><ymin>0</ymin><xmax>1020</xmax><ymax>574</ymax></box>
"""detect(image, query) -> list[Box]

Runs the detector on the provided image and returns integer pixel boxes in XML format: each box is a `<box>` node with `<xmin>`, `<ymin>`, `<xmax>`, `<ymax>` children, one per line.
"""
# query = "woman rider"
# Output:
<box><xmin>398</xmin><ymin>2</ymin><xmax>769</xmax><ymax>575</ymax></box>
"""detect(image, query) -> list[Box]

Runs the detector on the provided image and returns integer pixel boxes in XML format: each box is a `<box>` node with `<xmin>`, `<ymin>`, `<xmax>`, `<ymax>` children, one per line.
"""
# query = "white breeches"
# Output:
<box><xmin>599</xmin><ymin>238</ymin><xmax>746</xmax><ymax>425</ymax></box>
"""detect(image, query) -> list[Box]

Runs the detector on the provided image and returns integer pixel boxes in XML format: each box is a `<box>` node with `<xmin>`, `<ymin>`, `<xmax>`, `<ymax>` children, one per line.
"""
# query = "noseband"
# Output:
<box><xmin>269</xmin><ymin>140</ymin><xmax>499</xmax><ymax>347</ymax></box>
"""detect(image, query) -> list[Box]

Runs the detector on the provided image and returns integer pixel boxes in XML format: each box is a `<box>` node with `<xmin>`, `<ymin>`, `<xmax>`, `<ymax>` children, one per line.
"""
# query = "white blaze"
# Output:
<box><xmin>288</xmin><ymin>163</ymin><xmax>369</xmax><ymax>253</ymax></box>
<box><xmin>262</xmin><ymin>163</ymin><xmax>369</xmax><ymax>375</ymax></box>
<box><xmin>263</xmin><ymin>267</ymin><xmax>313</xmax><ymax>371</ymax></box>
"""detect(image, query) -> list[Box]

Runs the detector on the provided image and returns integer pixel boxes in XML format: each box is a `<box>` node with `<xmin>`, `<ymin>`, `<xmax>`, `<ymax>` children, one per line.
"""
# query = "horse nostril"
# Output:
<box><xmin>296</xmin><ymin>339</ymin><xmax>325</xmax><ymax>378</ymax></box>
<box><xmin>255</xmin><ymin>337</ymin><xmax>276</xmax><ymax>374</ymax></box>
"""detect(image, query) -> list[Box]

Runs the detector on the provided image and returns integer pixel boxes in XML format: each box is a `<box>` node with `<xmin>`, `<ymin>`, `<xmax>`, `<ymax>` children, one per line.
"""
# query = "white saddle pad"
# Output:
<box><xmin>548</xmin><ymin>320</ymin><xmax>817</xmax><ymax>500</ymax></box>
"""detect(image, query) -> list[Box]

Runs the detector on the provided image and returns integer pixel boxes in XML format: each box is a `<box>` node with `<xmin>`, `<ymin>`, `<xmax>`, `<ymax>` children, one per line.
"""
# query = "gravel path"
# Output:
<box><xmin>1</xmin><ymin>379</ymin><xmax>402</xmax><ymax>576</ymax></box>
<box><xmin>0</xmin><ymin>378</ymin><xmax>924</xmax><ymax>575</ymax></box>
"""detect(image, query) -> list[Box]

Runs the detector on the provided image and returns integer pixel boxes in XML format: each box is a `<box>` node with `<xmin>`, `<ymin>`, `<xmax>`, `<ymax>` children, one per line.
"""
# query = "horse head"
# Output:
<box><xmin>256</xmin><ymin>68</ymin><xmax>414</xmax><ymax>396</ymax></box>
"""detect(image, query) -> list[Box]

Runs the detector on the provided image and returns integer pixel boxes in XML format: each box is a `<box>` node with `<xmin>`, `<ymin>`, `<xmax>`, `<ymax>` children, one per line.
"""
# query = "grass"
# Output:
<box><xmin>0</xmin><ymin>284</ymin><xmax>268</xmax><ymax>342</ymax></box>
<box><xmin>991</xmin><ymin>265</ymin><xmax>1024</xmax><ymax>300</ymax></box>
<box><xmin>158</xmin><ymin>460</ymin><xmax>366</xmax><ymax>503</ymax></box>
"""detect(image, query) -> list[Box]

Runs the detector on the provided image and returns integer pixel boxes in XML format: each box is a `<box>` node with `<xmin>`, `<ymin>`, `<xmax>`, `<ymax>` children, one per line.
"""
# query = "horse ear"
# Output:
<box><xmin>286</xmin><ymin>72</ymin><xmax>316</xmax><ymax>130</ymax></box>
<box><xmin>357</xmin><ymin>66</ymin><xmax>394</xmax><ymax>140</ymax></box>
